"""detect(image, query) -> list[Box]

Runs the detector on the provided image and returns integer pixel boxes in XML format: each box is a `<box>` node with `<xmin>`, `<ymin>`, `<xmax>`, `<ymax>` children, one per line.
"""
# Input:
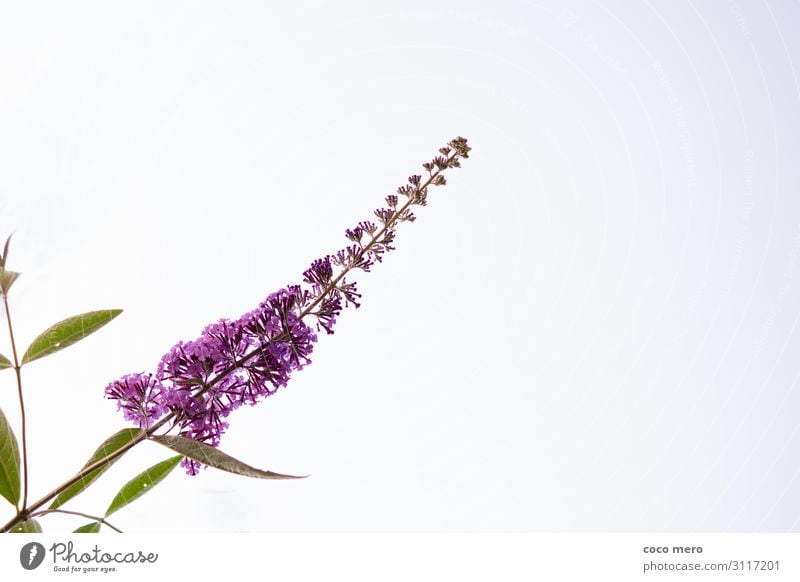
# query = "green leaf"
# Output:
<box><xmin>0</xmin><ymin>232</ymin><xmax>14</xmax><ymax>269</ymax></box>
<box><xmin>0</xmin><ymin>233</ymin><xmax>12</xmax><ymax>267</ymax></box>
<box><xmin>74</xmin><ymin>522</ymin><xmax>101</xmax><ymax>533</ymax></box>
<box><xmin>22</xmin><ymin>309</ymin><xmax>122</xmax><ymax>364</ymax></box>
<box><xmin>152</xmin><ymin>435</ymin><xmax>305</xmax><ymax>480</ymax></box>
<box><xmin>0</xmin><ymin>353</ymin><xmax>12</xmax><ymax>370</ymax></box>
<box><xmin>0</xmin><ymin>407</ymin><xmax>21</xmax><ymax>507</ymax></box>
<box><xmin>105</xmin><ymin>455</ymin><xmax>182</xmax><ymax>517</ymax></box>
<box><xmin>0</xmin><ymin>269</ymin><xmax>20</xmax><ymax>295</ymax></box>
<box><xmin>10</xmin><ymin>518</ymin><xmax>42</xmax><ymax>533</ymax></box>
<box><xmin>50</xmin><ymin>428</ymin><xmax>141</xmax><ymax>509</ymax></box>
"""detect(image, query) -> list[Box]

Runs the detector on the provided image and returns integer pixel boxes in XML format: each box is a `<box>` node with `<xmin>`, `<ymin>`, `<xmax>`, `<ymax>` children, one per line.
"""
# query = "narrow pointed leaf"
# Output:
<box><xmin>0</xmin><ymin>353</ymin><xmax>12</xmax><ymax>370</ymax></box>
<box><xmin>50</xmin><ymin>428</ymin><xmax>142</xmax><ymax>509</ymax></box>
<box><xmin>10</xmin><ymin>518</ymin><xmax>42</xmax><ymax>533</ymax></box>
<box><xmin>105</xmin><ymin>455</ymin><xmax>182</xmax><ymax>517</ymax></box>
<box><xmin>74</xmin><ymin>522</ymin><xmax>101</xmax><ymax>533</ymax></box>
<box><xmin>0</xmin><ymin>270</ymin><xmax>20</xmax><ymax>295</ymax></box>
<box><xmin>0</xmin><ymin>407</ymin><xmax>21</xmax><ymax>506</ymax></box>
<box><xmin>1</xmin><ymin>233</ymin><xmax>12</xmax><ymax>266</ymax></box>
<box><xmin>152</xmin><ymin>435</ymin><xmax>305</xmax><ymax>480</ymax></box>
<box><xmin>22</xmin><ymin>309</ymin><xmax>122</xmax><ymax>364</ymax></box>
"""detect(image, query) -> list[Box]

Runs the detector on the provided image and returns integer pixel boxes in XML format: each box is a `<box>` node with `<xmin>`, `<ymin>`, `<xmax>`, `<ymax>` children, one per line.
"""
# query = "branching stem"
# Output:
<box><xmin>33</xmin><ymin>508</ymin><xmax>124</xmax><ymax>533</ymax></box>
<box><xmin>3</xmin><ymin>293</ymin><xmax>28</xmax><ymax>513</ymax></box>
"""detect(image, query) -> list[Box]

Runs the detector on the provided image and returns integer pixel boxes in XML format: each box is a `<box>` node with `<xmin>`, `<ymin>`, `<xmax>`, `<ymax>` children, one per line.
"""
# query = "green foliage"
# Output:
<box><xmin>22</xmin><ymin>310</ymin><xmax>122</xmax><ymax>365</ymax></box>
<box><xmin>0</xmin><ymin>407</ymin><xmax>21</xmax><ymax>507</ymax></box>
<box><xmin>10</xmin><ymin>518</ymin><xmax>42</xmax><ymax>533</ymax></box>
<box><xmin>50</xmin><ymin>428</ymin><xmax>141</xmax><ymax>509</ymax></box>
<box><xmin>0</xmin><ymin>234</ymin><xmax>11</xmax><ymax>268</ymax></box>
<box><xmin>105</xmin><ymin>456</ymin><xmax>182</xmax><ymax>517</ymax></box>
<box><xmin>153</xmin><ymin>435</ymin><xmax>305</xmax><ymax>480</ymax></box>
<box><xmin>0</xmin><ymin>270</ymin><xmax>19</xmax><ymax>296</ymax></box>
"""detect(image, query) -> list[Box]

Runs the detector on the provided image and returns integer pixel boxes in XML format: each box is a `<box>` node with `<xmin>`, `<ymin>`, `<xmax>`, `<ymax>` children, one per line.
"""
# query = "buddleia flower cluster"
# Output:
<box><xmin>105</xmin><ymin>137</ymin><xmax>471</xmax><ymax>474</ymax></box>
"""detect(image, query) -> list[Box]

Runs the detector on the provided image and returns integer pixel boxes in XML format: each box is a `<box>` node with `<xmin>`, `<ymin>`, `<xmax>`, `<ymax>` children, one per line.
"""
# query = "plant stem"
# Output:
<box><xmin>2</xmin><ymin>293</ymin><xmax>28</xmax><ymax>512</ymax></box>
<box><xmin>32</xmin><ymin>508</ymin><xmax>124</xmax><ymax>533</ymax></box>
<box><xmin>0</xmin><ymin>414</ymin><xmax>171</xmax><ymax>532</ymax></box>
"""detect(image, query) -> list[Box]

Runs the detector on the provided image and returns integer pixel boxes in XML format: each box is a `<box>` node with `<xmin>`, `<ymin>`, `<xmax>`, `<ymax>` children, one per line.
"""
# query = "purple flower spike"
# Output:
<box><xmin>104</xmin><ymin>137</ymin><xmax>471</xmax><ymax>475</ymax></box>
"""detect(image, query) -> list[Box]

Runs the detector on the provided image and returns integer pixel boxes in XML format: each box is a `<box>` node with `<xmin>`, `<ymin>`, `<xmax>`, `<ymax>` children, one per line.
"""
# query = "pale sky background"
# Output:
<box><xmin>1</xmin><ymin>0</ymin><xmax>800</xmax><ymax>532</ymax></box>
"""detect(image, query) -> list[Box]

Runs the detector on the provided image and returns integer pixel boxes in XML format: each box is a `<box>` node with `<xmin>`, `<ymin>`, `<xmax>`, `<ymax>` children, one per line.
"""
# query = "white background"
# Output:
<box><xmin>1</xmin><ymin>1</ymin><xmax>800</xmax><ymax>532</ymax></box>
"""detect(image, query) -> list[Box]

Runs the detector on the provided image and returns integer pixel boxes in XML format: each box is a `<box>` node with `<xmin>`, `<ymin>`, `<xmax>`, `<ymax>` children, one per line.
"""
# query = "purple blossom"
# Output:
<box><xmin>104</xmin><ymin>136</ymin><xmax>471</xmax><ymax>475</ymax></box>
<box><xmin>155</xmin><ymin>288</ymin><xmax>318</xmax><ymax>473</ymax></box>
<box><xmin>302</xmin><ymin>257</ymin><xmax>334</xmax><ymax>294</ymax></box>
<box><xmin>105</xmin><ymin>373</ymin><xmax>168</xmax><ymax>428</ymax></box>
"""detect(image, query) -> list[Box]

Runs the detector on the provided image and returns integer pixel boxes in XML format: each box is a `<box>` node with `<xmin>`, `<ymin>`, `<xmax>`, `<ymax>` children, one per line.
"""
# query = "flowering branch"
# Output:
<box><xmin>0</xmin><ymin>137</ymin><xmax>470</xmax><ymax>532</ymax></box>
<box><xmin>184</xmin><ymin>138</ymin><xmax>469</xmax><ymax>401</ymax></box>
